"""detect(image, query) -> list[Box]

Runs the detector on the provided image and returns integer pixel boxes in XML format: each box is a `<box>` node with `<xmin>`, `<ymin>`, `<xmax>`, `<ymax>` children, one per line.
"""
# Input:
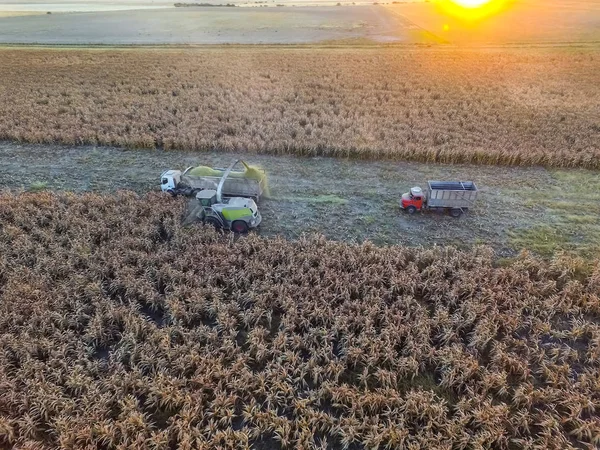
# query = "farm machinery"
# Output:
<box><xmin>195</xmin><ymin>189</ymin><xmax>261</xmax><ymax>233</ymax></box>
<box><xmin>162</xmin><ymin>160</ymin><xmax>263</xmax><ymax>233</ymax></box>
<box><xmin>161</xmin><ymin>160</ymin><xmax>266</xmax><ymax>202</ymax></box>
<box><xmin>400</xmin><ymin>181</ymin><xmax>478</xmax><ymax>217</ymax></box>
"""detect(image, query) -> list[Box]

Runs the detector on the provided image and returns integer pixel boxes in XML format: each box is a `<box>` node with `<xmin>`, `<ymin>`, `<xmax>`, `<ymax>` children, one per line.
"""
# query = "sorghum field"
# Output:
<box><xmin>1</xmin><ymin>47</ymin><xmax>599</xmax><ymax>168</ymax></box>
<box><xmin>1</xmin><ymin>192</ymin><xmax>599</xmax><ymax>449</ymax></box>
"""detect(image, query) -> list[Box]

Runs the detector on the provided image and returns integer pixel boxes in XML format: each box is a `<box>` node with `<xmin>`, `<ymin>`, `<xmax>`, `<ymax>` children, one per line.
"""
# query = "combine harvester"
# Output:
<box><xmin>161</xmin><ymin>160</ymin><xmax>264</xmax><ymax>233</ymax></box>
<box><xmin>400</xmin><ymin>181</ymin><xmax>478</xmax><ymax>217</ymax></box>
<box><xmin>161</xmin><ymin>160</ymin><xmax>267</xmax><ymax>202</ymax></box>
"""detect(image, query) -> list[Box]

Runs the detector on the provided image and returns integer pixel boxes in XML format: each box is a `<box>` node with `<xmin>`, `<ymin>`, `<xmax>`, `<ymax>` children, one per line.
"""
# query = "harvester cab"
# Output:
<box><xmin>401</xmin><ymin>186</ymin><xmax>425</xmax><ymax>214</ymax></box>
<box><xmin>196</xmin><ymin>189</ymin><xmax>218</xmax><ymax>207</ymax></box>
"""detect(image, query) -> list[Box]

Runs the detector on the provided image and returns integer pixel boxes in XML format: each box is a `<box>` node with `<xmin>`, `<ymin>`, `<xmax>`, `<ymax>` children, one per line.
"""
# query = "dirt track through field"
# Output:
<box><xmin>7</xmin><ymin>142</ymin><xmax>598</xmax><ymax>257</ymax></box>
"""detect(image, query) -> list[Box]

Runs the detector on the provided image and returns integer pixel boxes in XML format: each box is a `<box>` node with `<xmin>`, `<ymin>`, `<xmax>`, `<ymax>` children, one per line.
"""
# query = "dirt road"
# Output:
<box><xmin>2</xmin><ymin>142</ymin><xmax>599</xmax><ymax>257</ymax></box>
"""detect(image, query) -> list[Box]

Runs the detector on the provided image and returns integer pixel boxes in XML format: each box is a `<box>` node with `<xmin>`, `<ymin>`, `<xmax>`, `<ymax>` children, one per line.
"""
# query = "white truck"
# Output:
<box><xmin>161</xmin><ymin>160</ymin><xmax>266</xmax><ymax>202</ymax></box>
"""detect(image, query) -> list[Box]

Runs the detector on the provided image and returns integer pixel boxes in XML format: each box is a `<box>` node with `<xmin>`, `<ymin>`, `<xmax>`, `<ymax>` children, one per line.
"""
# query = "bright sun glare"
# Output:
<box><xmin>450</xmin><ymin>0</ymin><xmax>492</xmax><ymax>8</ymax></box>
<box><xmin>436</xmin><ymin>0</ymin><xmax>508</xmax><ymax>21</ymax></box>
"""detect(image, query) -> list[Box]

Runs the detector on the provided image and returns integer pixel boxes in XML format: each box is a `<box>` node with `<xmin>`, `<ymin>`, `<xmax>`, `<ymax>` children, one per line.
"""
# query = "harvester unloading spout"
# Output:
<box><xmin>217</xmin><ymin>159</ymin><xmax>245</xmax><ymax>203</ymax></box>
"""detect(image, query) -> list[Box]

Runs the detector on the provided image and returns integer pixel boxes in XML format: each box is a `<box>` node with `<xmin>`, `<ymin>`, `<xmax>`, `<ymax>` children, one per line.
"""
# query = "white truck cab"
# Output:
<box><xmin>160</xmin><ymin>170</ymin><xmax>182</xmax><ymax>193</ymax></box>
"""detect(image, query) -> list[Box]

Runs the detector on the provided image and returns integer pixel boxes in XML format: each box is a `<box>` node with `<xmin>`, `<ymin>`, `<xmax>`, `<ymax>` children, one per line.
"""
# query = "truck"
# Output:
<box><xmin>161</xmin><ymin>160</ymin><xmax>266</xmax><ymax>202</ymax></box>
<box><xmin>400</xmin><ymin>181</ymin><xmax>478</xmax><ymax>217</ymax></box>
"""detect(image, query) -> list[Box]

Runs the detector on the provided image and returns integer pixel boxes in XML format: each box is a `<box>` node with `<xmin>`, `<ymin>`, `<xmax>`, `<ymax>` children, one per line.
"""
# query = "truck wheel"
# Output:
<box><xmin>232</xmin><ymin>220</ymin><xmax>249</xmax><ymax>234</ymax></box>
<box><xmin>205</xmin><ymin>216</ymin><xmax>222</xmax><ymax>229</ymax></box>
<box><xmin>167</xmin><ymin>189</ymin><xmax>176</xmax><ymax>197</ymax></box>
<box><xmin>406</xmin><ymin>206</ymin><xmax>417</xmax><ymax>215</ymax></box>
<box><xmin>450</xmin><ymin>208</ymin><xmax>463</xmax><ymax>218</ymax></box>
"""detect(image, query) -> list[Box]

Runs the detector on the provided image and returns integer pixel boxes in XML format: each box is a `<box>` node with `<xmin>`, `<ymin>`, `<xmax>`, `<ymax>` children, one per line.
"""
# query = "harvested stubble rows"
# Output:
<box><xmin>0</xmin><ymin>47</ymin><xmax>599</xmax><ymax>168</ymax></box>
<box><xmin>1</xmin><ymin>192</ymin><xmax>600</xmax><ymax>449</ymax></box>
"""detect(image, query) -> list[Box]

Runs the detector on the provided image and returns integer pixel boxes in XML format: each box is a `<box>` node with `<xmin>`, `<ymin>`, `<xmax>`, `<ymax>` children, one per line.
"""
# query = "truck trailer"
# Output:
<box><xmin>161</xmin><ymin>160</ymin><xmax>266</xmax><ymax>202</ymax></box>
<box><xmin>400</xmin><ymin>181</ymin><xmax>478</xmax><ymax>217</ymax></box>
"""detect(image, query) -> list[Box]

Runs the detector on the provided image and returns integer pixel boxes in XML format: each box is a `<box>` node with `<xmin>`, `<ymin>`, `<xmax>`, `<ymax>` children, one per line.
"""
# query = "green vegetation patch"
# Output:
<box><xmin>276</xmin><ymin>194</ymin><xmax>349</xmax><ymax>205</ymax></box>
<box><xmin>509</xmin><ymin>225</ymin><xmax>571</xmax><ymax>257</ymax></box>
<box><xmin>28</xmin><ymin>181</ymin><xmax>48</xmax><ymax>192</ymax></box>
<box><xmin>508</xmin><ymin>169</ymin><xmax>600</xmax><ymax>258</ymax></box>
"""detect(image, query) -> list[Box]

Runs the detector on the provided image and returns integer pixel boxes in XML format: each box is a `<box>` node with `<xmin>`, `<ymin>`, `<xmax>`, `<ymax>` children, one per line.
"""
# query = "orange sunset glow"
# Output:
<box><xmin>451</xmin><ymin>0</ymin><xmax>493</xmax><ymax>7</ymax></box>
<box><xmin>436</xmin><ymin>0</ymin><xmax>510</xmax><ymax>21</ymax></box>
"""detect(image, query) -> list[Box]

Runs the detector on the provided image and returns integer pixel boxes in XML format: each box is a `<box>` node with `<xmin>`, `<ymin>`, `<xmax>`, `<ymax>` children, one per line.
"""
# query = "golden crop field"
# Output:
<box><xmin>0</xmin><ymin>47</ymin><xmax>598</xmax><ymax>168</ymax></box>
<box><xmin>1</xmin><ymin>192</ymin><xmax>599</xmax><ymax>449</ymax></box>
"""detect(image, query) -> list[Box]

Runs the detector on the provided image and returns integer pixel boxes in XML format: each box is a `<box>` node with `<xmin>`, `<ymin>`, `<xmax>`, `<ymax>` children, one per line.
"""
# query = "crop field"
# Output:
<box><xmin>0</xmin><ymin>192</ymin><xmax>599</xmax><ymax>449</ymax></box>
<box><xmin>1</xmin><ymin>2</ymin><xmax>599</xmax><ymax>447</ymax></box>
<box><xmin>0</xmin><ymin>6</ymin><xmax>425</xmax><ymax>45</ymax></box>
<box><xmin>0</xmin><ymin>46</ymin><xmax>599</xmax><ymax>168</ymax></box>
<box><xmin>1</xmin><ymin>0</ymin><xmax>598</xmax><ymax>45</ymax></box>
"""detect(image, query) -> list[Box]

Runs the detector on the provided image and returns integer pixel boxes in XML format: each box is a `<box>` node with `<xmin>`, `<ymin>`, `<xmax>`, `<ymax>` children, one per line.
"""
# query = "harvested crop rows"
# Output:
<box><xmin>0</xmin><ymin>47</ymin><xmax>599</xmax><ymax>168</ymax></box>
<box><xmin>1</xmin><ymin>192</ymin><xmax>599</xmax><ymax>449</ymax></box>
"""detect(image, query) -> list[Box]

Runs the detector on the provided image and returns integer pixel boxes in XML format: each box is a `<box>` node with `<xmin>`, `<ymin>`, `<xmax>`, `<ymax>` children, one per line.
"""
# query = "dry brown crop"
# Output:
<box><xmin>0</xmin><ymin>191</ymin><xmax>599</xmax><ymax>449</ymax></box>
<box><xmin>0</xmin><ymin>47</ymin><xmax>598</xmax><ymax>168</ymax></box>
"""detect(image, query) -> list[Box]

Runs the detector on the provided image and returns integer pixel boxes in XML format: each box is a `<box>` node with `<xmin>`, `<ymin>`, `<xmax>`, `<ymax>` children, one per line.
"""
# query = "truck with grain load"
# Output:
<box><xmin>161</xmin><ymin>160</ymin><xmax>266</xmax><ymax>202</ymax></box>
<box><xmin>400</xmin><ymin>181</ymin><xmax>478</xmax><ymax>217</ymax></box>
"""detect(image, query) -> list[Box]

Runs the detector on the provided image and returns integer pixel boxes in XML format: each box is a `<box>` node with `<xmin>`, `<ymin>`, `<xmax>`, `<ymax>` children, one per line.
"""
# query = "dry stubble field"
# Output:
<box><xmin>0</xmin><ymin>46</ymin><xmax>598</xmax><ymax>168</ymax></box>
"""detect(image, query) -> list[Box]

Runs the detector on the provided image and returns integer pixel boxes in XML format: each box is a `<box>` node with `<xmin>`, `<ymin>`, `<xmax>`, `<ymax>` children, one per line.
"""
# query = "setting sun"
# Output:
<box><xmin>435</xmin><ymin>0</ymin><xmax>509</xmax><ymax>21</ymax></box>
<box><xmin>450</xmin><ymin>0</ymin><xmax>493</xmax><ymax>8</ymax></box>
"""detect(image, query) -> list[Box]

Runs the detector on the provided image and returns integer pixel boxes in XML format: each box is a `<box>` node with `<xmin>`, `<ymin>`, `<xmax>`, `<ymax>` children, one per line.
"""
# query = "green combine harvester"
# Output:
<box><xmin>161</xmin><ymin>160</ymin><xmax>263</xmax><ymax>233</ymax></box>
<box><xmin>195</xmin><ymin>160</ymin><xmax>262</xmax><ymax>233</ymax></box>
<box><xmin>196</xmin><ymin>189</ymin><xmax>261</xmax><ymax>233</ymax></box>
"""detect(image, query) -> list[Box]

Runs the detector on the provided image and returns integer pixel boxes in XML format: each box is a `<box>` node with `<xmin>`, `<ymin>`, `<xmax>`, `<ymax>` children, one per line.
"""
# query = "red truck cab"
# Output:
<box><xmin>400</xmin><ymin>187</ymin><xmax>425</xmax><ymax>214</ymax></box>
